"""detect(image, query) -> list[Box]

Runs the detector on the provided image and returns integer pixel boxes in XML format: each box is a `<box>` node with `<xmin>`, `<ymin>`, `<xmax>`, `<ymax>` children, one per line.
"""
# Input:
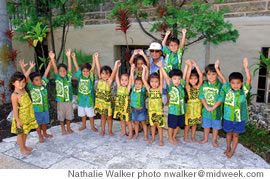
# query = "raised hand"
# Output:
<box><xmin>133</xmin><ymin>49</ymin><xmax>139</xmax><ymax>55</ymax></box>
<box><xmin>191</xmin><ymin>60</ymin><xmax>197</xmax><ymax>67</ymax></box>
<box><xmin>215</xmin><ymin>59</ymin><xmax>220</xmax><ymax>69</ymax></box>
<box><xmin>156</xmin><ymin>61</ymin><xmax>163</xmax><ymax>68</ymax></box>
<box><xmin>71</xmin><ymin>52</ymin><xmax>76</xmax><ymax>58</ymax></box>
<box><xmin>93</xmin><ymin>52</ymin><xmax>99</xmax><ymax>59</ymax></box>
<box><xmin>115</xmin><ymin>60</ymin><xmax>121</xmax><ymax>67</ymax></box>
<box><xmin>49</xmin><ymin>51</ymin><xmax>55</xmax><ymax>59</ymax></box>
<box><xmin>243</xmin><ymin>57</ymin><xmax>249</xmax><ymax>69</ymax></box>
<box><xmin>138</xmin><ymin>49</ymin><xmax>145</xmax><ymax>56</ymax></box>
<box><xmin>29</xmin><ymin>61</ymin><xmax>36</xmax><ymax>69</ymax></box>
<box><xmin>165</xmin><ymin>30</ymin><xmax>171</xmax><ymax>37</ymax></box>
<box><xmin>19</xmin><ymin>59</ymin><xmax>28</xmax><ymax>69</ymax></box>
<box><xmin>182</xmin><ymin>28</ymin><xmax>187</xmax><ymax>34</ymax></box>
<box><xmin>65</xmin><ymin>48</ymin><xmax>71</xmax><ymax>57</ymax></box>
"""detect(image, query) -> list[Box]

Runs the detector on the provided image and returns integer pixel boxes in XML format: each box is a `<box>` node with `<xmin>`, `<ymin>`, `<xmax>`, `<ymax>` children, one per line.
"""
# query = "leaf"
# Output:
<box><xmin>33</xmin><ymin>40</ymin><xmax>38</xmax><ymax>47</ymax></box>
<box><xmin>39</xmin><ymin>63</ymin><xmax>44</xmax><ymax>70</ymax></box>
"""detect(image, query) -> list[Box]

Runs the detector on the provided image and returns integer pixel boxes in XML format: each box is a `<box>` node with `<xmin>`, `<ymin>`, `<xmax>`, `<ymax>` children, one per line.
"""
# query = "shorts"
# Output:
<box><xmin>168</xmin><ymin>114</ymin><xmax>185</xmax><ymax>129</ymax></box>
<box><xmin>34</xmin><ymin>111</ymin><xmax>49</xmax><ymax>125</ymax></box>
<box><xmin>78</xmin><ymin>106</ymin><xmax>96</xmax><ymax>118</ymax></box>
<box><xmin>57</xmin><ymin>102</ymin><xmax>74</xmax><ymax>122</ymax></box>
<box><xmin>201</xmin><ymin>117</ymin><xmax>222</xmax><ymax>130</ymax></box>
<box><xmin>132</xmin><ymin>107</ymin><xmax>147</xmax><ymax>122</ymax></box>
<box><xmin>223</xmin><ymin>120</ymin><xmax>246</xmax><ymax>134</ymax></box>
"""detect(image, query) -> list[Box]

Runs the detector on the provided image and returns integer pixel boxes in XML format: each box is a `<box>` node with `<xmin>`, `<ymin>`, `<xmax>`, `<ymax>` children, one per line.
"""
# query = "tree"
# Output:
<box><xmin>0</xmin><ymin>0</ymin><xmax>16</xmax><ymax>105</ymax></box>
<box><xmin>110</xmin><ymin>0</ymin><xmax>239</xmax><ymax>46</ymax></box>
<box><xmin>7</xmin><ymin>0</ymin><xmax>101</xmax><ymax>63</ymax></box>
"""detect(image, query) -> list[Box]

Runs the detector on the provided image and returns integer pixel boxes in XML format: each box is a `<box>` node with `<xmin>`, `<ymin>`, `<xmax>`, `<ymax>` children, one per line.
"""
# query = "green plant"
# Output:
<box><xmin>23</xmin><ymin>22</ymin><xmax>48</xmax><ymax>47</ymax></box>
<box><xmin>246</xmin><ymin>91</ymin><xmax>259</xmax><ymax>106</ymax></box>
<box><xmin>252</xmin><ymin>51</ymin><xmax>270</xmax><ymax>76</ymax></box>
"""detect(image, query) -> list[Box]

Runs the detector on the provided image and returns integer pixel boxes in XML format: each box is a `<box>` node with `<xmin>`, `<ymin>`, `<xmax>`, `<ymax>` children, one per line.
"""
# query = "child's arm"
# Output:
<box><xmin>43</xmin><ymin>61</ymin><xmax>52</xmax><ymax>79</ymax></box>
<box><xmin>180</xmin><ymin>29</ymin><xmax>186</xmax><ymax>50</ymax></box>
<box><xmin>11</xmin><ymin>94</ymin><xmax>22</xmax><ymax>129</ymax></box>
<box><xmin>243</xmin><ymin>58</ymin><xmax>251</xmax><ymax>86</ymax></box>
<box><xmin>138</xmin><ymin>49</ymin><xmax>150</xmax><ymax>69</ymax></box>
<box><xmin>108</xmin><ymin>60</ymin><xmax>121</xmax><ymax>88</ymax></box>
<box><xmin>95</xmin><ymin>53</ymin><xmax>101</xmax><ymax>79</ymax></box>
<box><xmin>19</xmin><ymin>59</ymin><xmax>29</xmax><ymax>82</ymax></box>
<box><xmin>191</xmin><ymin>60</ymin><xmax>204</xmax><ymax>87</ymax></box>
<box><xmin>200</xmin><ymin>99</ymin><xmax>212</xmax><ymax>112</ymax></box>
<box><xmin>66</xmin><ymin>49</ymin><xmax>72</xmax><ymax>72</ymax></box>
<box><xmin>182</xmin><ymin>59</ymin><xmax>189</xmax><ymax>82</ymax></box>
<box><xmin>215</xmin><ymin>59</ymin><xmax>226</xmax><ymax>84</ymax></box>
<box><xmin>91</xmin><ymin>52</ymin><xmax>97</xmax><ymax>74</ymax></box>
<box><xmin>24</xmin><ymin>61</ymin><xmax>36</xmax><ymax>81</ymax></box>
<box><xmin>129</xmin><ymin>50</ymin><xmax>138</xmax><ymax>66</ymax></box>
<box><xmin>159</xmin><ymin>64</ymin><xmax>163</xmax><ymax>94</ymax></box>
<box><xmin>208</xmin><ymin>101</ymin><xmax>222</xmax><ymax>112</ymax></box>
<box><xmin>49</xmin><ymin>51</ymin><xmax>57</xmax><ymax>75</ymax></box>
<box><xmin>71</xmin><ymin>52</ymin><xmax>79</xmax><ymax>72</ymax></box>
<box><xmin>157</xmin><ymin>61</ymin><xmax>170</xmax><ymax>87</ymax></box>
<box><xmin>184</xmin><ymin>60</ymin><xmax>192</xmax><ymax>89</ymax></box>
<box><xmin>162</xmin><ymin>31</ymin><xmax>170</xmax><ymax>47</ymax></box>
<box><xmin>115</xmin><ymin>62</ymin><xmax>121</xmax><ymax>88</ymax></box>
<box><xmin>144</xmin><ymin>66</ymin><xmax>149</xmax><ymax>80</ymax></box>
<box><xmin>142</xmin><ymin>65</ymin><xmax>150</xmax><ymax>91</ymax></box>
<box><xmin>130</xmin><ymin>64</ymin><xmax>135</xmax><ymax>87</ymax></box>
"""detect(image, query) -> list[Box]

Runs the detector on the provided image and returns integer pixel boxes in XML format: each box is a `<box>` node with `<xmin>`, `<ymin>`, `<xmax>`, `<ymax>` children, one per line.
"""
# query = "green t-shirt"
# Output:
<box><xmin>130</xmin><ymin>84</ymin><xmax>146</xmax><ymax>108</ymax></box>
<box><xmin>162</xmin><ymin>44</ymin><xmax>184</xmax><ymax>73</ymax></box>
<box><xmin>55</xmin><ymin>71</ymin><xmax>73</xmax><ymax>102</ymax></box>
<box><xmin>167</xmin><ymin>80</ymin><xmax>186</xmax><ymax>115</ymax></box>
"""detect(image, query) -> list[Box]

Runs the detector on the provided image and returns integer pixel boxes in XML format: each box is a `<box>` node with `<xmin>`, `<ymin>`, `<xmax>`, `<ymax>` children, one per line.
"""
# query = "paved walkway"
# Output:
<box><xmin>0</xmin><ymin>120</ymin><xmax>269</xmax><ymax>169</ymax></box>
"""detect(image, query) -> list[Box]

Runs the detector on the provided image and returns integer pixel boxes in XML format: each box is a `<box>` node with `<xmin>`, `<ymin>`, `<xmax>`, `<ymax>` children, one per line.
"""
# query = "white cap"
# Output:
<box><xmin>148</xmin><ymin>42</ymin><xmax>162</xmax><ymax>50</ymax></box>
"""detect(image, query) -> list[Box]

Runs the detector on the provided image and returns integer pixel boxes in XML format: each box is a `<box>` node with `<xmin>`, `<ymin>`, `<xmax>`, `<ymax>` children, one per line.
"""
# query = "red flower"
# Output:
<box><xmin>5</xmin><ymin>29</ymin><xmax>13</xmax><ymax>41</ymax></box>
<box><xmin>115</xmin><ymin>9</ymin><xmax>131</xmax><ymax>34</ymax></box>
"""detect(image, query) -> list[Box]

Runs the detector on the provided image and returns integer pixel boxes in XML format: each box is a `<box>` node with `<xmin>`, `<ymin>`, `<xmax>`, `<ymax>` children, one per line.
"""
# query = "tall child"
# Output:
<box><xmin>199</xmin><ymin>60</ymin><xmax>226</xmax><ymax>147</ymax></box>
<box><xmin>10</xmin><ymin>66</ymin><xmax>38</xmax><ymax>155</ymax></box>
<box><xmin>114</xmin><ymin>62</ymin><xmax>133</xmax><ymax>139</ymax></box>
<box><xmin>20</xmin><ymin>59</ymin><xmax>53</xmax><ymax>143</ymax></box>
<box><xmin>158</xmin><ymin>61</ymin><xmax>188</xmax><ymax>145</ymax></box>
<box><xmin>142</xmin><ymin>64</ymin><xmax>166</xmax><ymax>146</ymax></box>
<box><xmin>71</xmin><ymin>51</ymin><xmax>98</xmax><ymax>132</ymax></box>
<box><xmin>50</xmin><ymin>50</ymin><xmax>74</xmax><ymax>135</ymax></box>
<box><xmin>129</xmin><ymin>49</ymin><xmax>150</xmax><ymax>79</ymax></box>
<box><xmin>184</xmin><ymin>60</ymin><xmax>203</xmax><ymax>143</ymax></box>
<box><xmin>95</xmin><ymin>59</ymin><xmax>120</xmax><ymax>136</ymax></box>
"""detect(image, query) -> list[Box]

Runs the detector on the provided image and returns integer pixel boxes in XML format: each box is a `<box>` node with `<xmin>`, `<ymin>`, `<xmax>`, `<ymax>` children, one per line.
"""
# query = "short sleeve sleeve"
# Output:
<box><xmin>177</xmin><ymin>46</ymin><xmax>184</xmax><ymax>56</ymax></box>
<box><xmin>67</xmin><ymin>71</ymin><xmax>73</xmax><ymax>82</ymax></box>
<box><xmin>198</xmin><ymin>85</ymin><xmax>204</xmax><ymax>100</ymax></box>
<box><xmin>242</xmin><ymin>82</ymin><xmax>251</xmax><ymax>97</ymax></box>
<box><xmin>42</xmin><ymin>76</ymin><xmax>49</xmax><ymax>87</ymax></box>
<box><xmin>181</xmin><ymin>79</ymin><xmax>186</xmax><ymax>86</ymax></box>
<box><xmin>74</xmin><ymin>70</ymin><xmax>82</xmax><ymax>80</ymax></box>
<box><xmin>162</xmin><ymin>45</ymin><xmax>171</xmax><ymax>55</ymax></box>
<box><xmin>27</xmin><ymin>80</ymin><xmax>33</xmax><ymax>91</ymax></box>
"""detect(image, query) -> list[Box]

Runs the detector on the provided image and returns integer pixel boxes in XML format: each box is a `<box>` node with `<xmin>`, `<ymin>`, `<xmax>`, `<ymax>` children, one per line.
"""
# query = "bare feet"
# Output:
<box><xmin>20</xmin><ymin>149</ymin><xmax>32</xmax><ymax>155</ymax></box>
<box><xmin>148</xmin><ymin>139</ymin><xmax>155</xmax><ymax>144</ymax></box>
<box><xmin>109</xmin><ymin>132</ymin><xmax>114</xmax><ymax>136</ymax></box>
<box><xmin>212</xmin><ymin>140</ymin><xmax>219</xmax><ymax>148</ymax></box>
<box><xmin>39</xmin><ymin>137</ymin><xmax>45</xmax><ymax>143</ymax></box>
<box><xmin>78</xmin><ymin>126</ymin><xmax>86</xmax><ymax>131</ymax></box>
<box><xmin>225</xmin><ymin>151</ymin><xmax>234</xmax><ymax>158</ymax></box>
<box><xmin>159</xmin><ymin>141</ymin><xmax>164</xmax><ymax>146</ymax></box>
<box><xmin>43</xmin><ymin>133</ymin><xmax>53</xmax><ymax>138</ymax></box>
<box><xmin>119</xmin><ymin>133</ymin><xmax>126</xmax><ymax>137</ymax></box>
<box><xmin>91</xmin><ymin>127</ymin><xmax>98</xmax><ymax>132</ymax></box>
<box><xmin>168</xmin><ymin>139</ymin><xmax>177</xmax><ymax>146</ymax></box>
<box><xmin>174</xmin><ymin>139</ymin><xmax>180</xmax><ymax>145</ymax></box>
<box><xmin>99</xmin><ymin>131</ymin><xmax>105</xmax><ymax>136</ymax></box>
<box><xmin>62</xmin><ymin>130</ymin><xmax>68</xmax><ymax>135</ymax></box>
<box><xmin>199</xmin><ymin>139</ymin><xmax>208</xmax><ymax>144</ymax></box>
<box><xmin>224</xmin><ymin>148</ymin><xmax>231</xmax><ymax>155</ymax></box>
<box><xmin>143</xmin><ymin>137</ymin><xmax>148</xmax><ymax>141</ymax></box>
<box><xmin>67</xmin><ymin>129</ymin><xmax>74</xmax><ymax>134</ymax></box>
<box><xmin>132</xmin><ymin>135</ymin><xmax>138</xmax><ymax>140</ymax></box>
<box><xmin>184</xmin><ymin>138</ymin><xmax>191</xmax><ymax>144</ymax></box>
<box><xmin>127</xmin><ymin>135</ymin><xmax>133</xmax><ymax>140</ymax></box>
<box><xmin>25</xmin><ymin>146</ymin><xmax>33</xmax><ymax>151</ymax></box>
<box><xmin>192</xmin><ymin>138</ymin><xmax>197</xmax><ymax>143</ymax></box>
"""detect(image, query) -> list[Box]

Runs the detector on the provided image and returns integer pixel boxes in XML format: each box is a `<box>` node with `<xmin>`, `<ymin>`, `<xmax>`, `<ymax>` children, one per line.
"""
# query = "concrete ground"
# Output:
<box><xmin>0</xmin><ymin>120</ymin><xmax>269</xmax><ymax>169</ymax></box>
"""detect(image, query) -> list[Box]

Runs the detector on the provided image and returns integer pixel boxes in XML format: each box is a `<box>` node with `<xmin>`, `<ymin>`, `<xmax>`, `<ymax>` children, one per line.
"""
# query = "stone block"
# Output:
<box><xmin>219</xmin><ymin>2</ymin><xmax>266</xmax><ymax>13</ymax></box>
<box><xmin>49</xmin><ymin>157</ymin><xmax>96</xmax><ymax>169</ymax></box>
<box><xmin>224</xmin><ymin>12</ymin><xmax>245</xmax><ymax>18</ymax></box>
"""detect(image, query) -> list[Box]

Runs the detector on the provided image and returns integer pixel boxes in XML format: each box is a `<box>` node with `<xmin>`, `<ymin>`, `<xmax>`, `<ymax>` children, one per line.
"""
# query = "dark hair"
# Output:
<box><xmin>149</xmin><ymin>72</ymin><xmax>160</xmax><ymax>81</ymax></box>
<box><xmin>205</xmin><ymin>64</ymin><xmax>217</xmax><ymax>73</ymax></box>
<box><xmin>81</xmin><ymin>63</ymin><xmax>92</xmax><ymax>71</ymax></box>
<box><xmin>167</xmin><ymin>37</ymin><xmax>180</xmax><ymax>46</ymax></box>
<box><xmin>134</xmin><ymin>55</ymin><xmax>146</xmax><ymax>66</ymax></box>
<box><xmin>30</xmin><ymin>72</ymin><xmax>42</xmax><ymax>82</ymax></box>
<box><xmin>169</xmin><ymin>69</ymin><xmax>182</xmax><ymax>78</ymax></box>
<box><xmin>100</xmin><ymin>65</ymin><xmax>112</xmax><ymax>75</ymax></box>
<box><xmin>229</xmin><ymin>72</ymin><xmax>243</xmax><ymax>82</ymax></box>
<box><xmin>190</xmin><ymin>68</ymin><xmax>199</xmax><ymax>78</ymax></box>
<box><xmin>120</xmin><ymin>73</ymin><xmax>129</xmax><ymax>79</ymax></box>
<box><xmin>135</xmin><ymin>77</ymin><xmax>143</xmax><ymax>82</ymax></box>
<box><xmin>57</xmin><ymin>63</ymin><xmax>68</xmax><ymax>71</ymax></box>
<box><xmin>9</xmin><ymin>72</ymin><xmax>26</xmax><ymax>92</ymax></box>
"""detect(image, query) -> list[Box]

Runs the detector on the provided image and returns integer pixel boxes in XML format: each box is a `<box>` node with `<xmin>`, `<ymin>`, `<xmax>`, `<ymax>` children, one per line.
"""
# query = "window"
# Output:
<box><xmin>256</xmin><ymin>47</ymin><xmax>270</xmax><ymax>103</ymax></box>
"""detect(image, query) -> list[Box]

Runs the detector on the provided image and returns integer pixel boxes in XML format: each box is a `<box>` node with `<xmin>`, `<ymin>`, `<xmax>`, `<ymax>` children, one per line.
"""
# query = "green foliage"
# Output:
<box><xmin>246</xmin><ymin>91</ymin><xmax>259</xmax><ymax>106</ymax></box>
<box><xmin>38</xmin><ymin>56</ymin><xmax>50</xmax><ymax>70</ymax></box>
<box><xmin>63</xmin><ymin>49</ymin><xmax>93</xmax><ymax>71</ymax></box>
<box><xmin>252</xmin><ymin>51</ymin><xmax>270</xmax><ymax>76</ymax></box>
<box><xmin>24</xmin><ymin>22</ymin><xmax>48</xmax><ymax>47</ymax></box>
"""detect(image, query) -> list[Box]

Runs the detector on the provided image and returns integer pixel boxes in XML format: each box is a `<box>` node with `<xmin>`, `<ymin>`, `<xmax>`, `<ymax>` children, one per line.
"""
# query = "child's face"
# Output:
<box><xmin>230</xmin><ymin>79</ymin><xmax>243</xmax><ymax>91</ymax></box>
<box><xmin>82</xmin><ymin>68</ymin><xmax>90</xmax><ymax>78</ymax></box>
<box><xmin>206</xmin><ymin>71</ymin><xmax>218</xmax><ymax>84</ymax></box>
<box><xmin>136</xmin><ymin>59</ymin><xmax>145</xmax><ymax>71</ymax></box>
<box><xmin>32</xmin><ymin>76</ymin><xmax>42</xmax><ymax>87</ymax></box>
<box><xmin>171</xmin><ymin>75</ymin><xmax>181</xmax><ymax>87</ymax></box>
<box><xmin>150</xmin><ymin>77</ymin><xmax>160</xmax><ymax>89</ymax></box>
<box><xmin>13</xmin><ymin>79</ymin><xmax>26</xmax><ymax>90</ymax></box>
<box><xmin>135</xmin><ymin>80</ymin><xmax>143</xmax><ymax>90</ymax></box>
<box><xmin>168</xmin><ymin>41</ymin><xmax>179</xmax><ymax>53</ymax></box>
<box><xmin>190</xmin><ymin>75</ymin><xmax>198</xmax><ymax>87</ymax></box>
<box><xmin>120</xmin><ymin>75</ymin><xmax>129</xmax><ymax>87</ymax></box>
<box><xmin>101</xmin><ymin>70</ymin><xmax>110</xmax><ymax>81</ymax></box>
<box><xmin>59</xmin><ymin>67</ymin><xmax>67</xmax><ymax>78</ymax></box>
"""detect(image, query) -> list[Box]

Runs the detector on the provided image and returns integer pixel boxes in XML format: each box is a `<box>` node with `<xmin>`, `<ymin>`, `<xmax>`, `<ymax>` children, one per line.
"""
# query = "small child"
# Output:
<box><xmin>199</xmin><ymin>60</ymin><xmax>226</xmax><ymax>148</ymax></box>
<box><xmin>162</xmin><ymin>29</ymin><xmax>186</xmax><ymax>73</ymax></box>
<box><xmin>184</xmin><ymin>60</ymin><xmax>203</xmax><ymax>143</ymax></box>
<box><xmin>19</xmin><ymin>59</ymin><xmax>53</xmax><ymax>143</ymax></box>
<box><xmin>10</xmin><ymin>69</ymin><xmax>38</xmax><ymax>155</ymax></box>
<box><xmin>71</xmin><ymin>51</ymin><xmax>98</xmax><ymax>132</ymax></box>
<box><xmin>129</xmin><ymin>49</ymin><xmax>150</xmax><ymax>79</ymax></box>
<box><xmin>114</xmin><ymin>62</ymin><xmax>133</xmax><ymax>139</ymax></box>
<box><xmin>130</xmin><ymin>64</ymin><xmax>148</xmax><ymax>141</ymax></box>
<box><xmin>50</xmin><ymin>50</ymin><xmax>74</xmax><ymax>135</ymax></box>
<box><xmin>142</xmin><ymin>64</ymin><xmax>166</xmax><ymax>146</ymax></box>
<box><xmin>219</xmin><ymin>58</ymin><xmax>251</xmax><ymax>158</ymax></box>
<box><xmin>95</xmin><ymin>59</ymin><xmax>120</xmax><ymax>136</ymax></box>
<box><xmin>158</xmin><ymin>61</ymin><xmax>188</xmax><ymax>145</ymax></box>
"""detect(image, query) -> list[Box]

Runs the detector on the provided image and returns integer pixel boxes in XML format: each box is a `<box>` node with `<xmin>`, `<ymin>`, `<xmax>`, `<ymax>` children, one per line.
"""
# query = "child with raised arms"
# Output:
<box><xmin>129</xmin><ymin>49</ymin><xmax>150</xmax><ymax>79</ymax></box>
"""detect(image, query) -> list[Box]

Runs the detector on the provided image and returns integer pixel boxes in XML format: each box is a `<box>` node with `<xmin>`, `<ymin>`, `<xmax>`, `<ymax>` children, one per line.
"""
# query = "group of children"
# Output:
<box><xmin>9</xmin><ymin>29</ymin><xmax>251</xmax><ymax>158</ymax></box>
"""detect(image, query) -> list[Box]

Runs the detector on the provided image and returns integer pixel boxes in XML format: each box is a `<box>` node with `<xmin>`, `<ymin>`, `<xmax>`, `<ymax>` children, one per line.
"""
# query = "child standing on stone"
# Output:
<box><xmin>184</xmin><ymin>60</ymin><xmax>203</xmax><ymax>143</ymax></box>
<box><xmin>129</xmin><ymin>49</ymin><xmax>150</xmax><ymax>79</ymax></box>
<box><xmin>199</xmin><ymin>60</ymin><xmax>226</xmax><ymax>148</ymax></box>
<box><xmin>50</xmin><ymin>50</ymin><xmax>74</xmax><ymax>135</ymax></box>
<box><xmin>142</xmin><ymin>64</ymin><xmax>166</xmax><ymax>146</ymax></box>
<box><xmin>10</xmin><ymin>69</ymin><xmax>38</xmax><ymax>155</ymax></box>
<box><xmin>95</xmin><ymin>59</ymin><xmax>120</xmax><ymax>136</ymax></box>
<box><xmin>158</xmin><ymin>61</ymin><xmax>188</xmax><ymax>145</ymax></box>
<box><xmin>19</xmin><ymin>59</ymin><xmax>53</xmax><ymax>143</ymax></box>
<box><xmin>219</xmin><ymin>58</ymin><xmax>251</xmax><ymax>158</ymax></box>
<box><xmin>162</xmin><ymin>29</ymin><xmax>186</xmax><ymax>73</ymax></box>
<box><xmin>114</xmin><ymin>62</ymin><xmax>133</xmax><ymax>139</ymax></box>
<box><xmin>71</xmin><ymin>51</ymin><xmax>98</xmax><ymax>132</ymax></box>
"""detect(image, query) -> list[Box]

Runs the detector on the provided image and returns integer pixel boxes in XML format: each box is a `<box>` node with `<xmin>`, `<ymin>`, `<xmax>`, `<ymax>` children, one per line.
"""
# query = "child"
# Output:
<box><xmin>219</xmin><ymin>58</ymin><xmax>251</xmax><ymax>158</ymax></box>
<box><xmin>114</xmin><ymin>62</ymin><xmax>133</xmax><ymax>139</ymax></box>
<box><xmin>199</xmin><ymin>60</ymin><xmax>226</xmax><ymax>147</ymax></box>
<box><xmin>10</xmin><ymin>69</ymin><xmax>38</xmax><ymax>155</ymax></box>
<box><xmin>162</xmin><ymin>29</ymin><xmax>186</xmax><ymax>73</ymax></box>
<box><xmin>158</xmin><ymin>61</ymin><xmax>188</xmax><ymax>145</ymax></box>
<box><xmin>130</xmin><ymin>64</ymin><xmax>148</xmax><ymax>141</ymax></box>
<box><xmin>71</xmin><ymin>51</ymin><xmax>98</xmax><ymax>132</ymax></box>
<box><xmin>184</xmin><ymin>60</ymin><xmax>203</xmax><ymax>143</ymax></box>
<box><xmin>142</xmin><ymin>64</ymin><xmax>165</xmax><ymax>146</ymax></box>
<box><xmin>50</xmin><ymin>50</ymin><xmax>74</xmax><ymax>135</ymax></box>
<box><xmin>129</xmin><ymin>49</ymin><xmax>150</xmax><ymax>79</ymax></box>
<box><xmin>95</xmin><ymin>59</ymin><xmax>120</xmax><ymax>136</ymax></box>
<box><xmin>19</xmin><ymin>59</ymin><xmax>53</xmax><ymax>143</ymax></box>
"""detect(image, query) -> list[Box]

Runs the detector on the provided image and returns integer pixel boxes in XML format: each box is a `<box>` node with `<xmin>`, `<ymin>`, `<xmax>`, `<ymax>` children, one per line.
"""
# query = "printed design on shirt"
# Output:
<box><xmin>56</xmin><ymin>80</ymin><xmax>64</xmax><ymax>97</ymax></box>
<box><xmin>79</xmin><ymin>79</ymin><xmax>90</xmax><ymax>95</ymax></box>
<box><xmin>30</xmin><ymin>88</ymin><xmax>42</xmax><ymax>105</ymax></box>
<box><xmin>225</xmin><ymin>90</ymin><xmax>235</xmax><ymax>106</ymax></box>
<box><xmin>169</xmin><ymin>86</ymin><xmax>180</xmax><ymax>104</ymax></box>
<box><xmin>203</xmin><ymin>87</ymin><xmax>219</xmax><ymax>106</ymax></box>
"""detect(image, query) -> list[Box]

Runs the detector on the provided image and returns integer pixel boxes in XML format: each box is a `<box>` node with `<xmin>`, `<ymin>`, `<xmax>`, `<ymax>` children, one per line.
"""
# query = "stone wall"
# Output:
<box><xmin>249</xmin><ymin>103</ymin><xmax>270</xmax><ymax>131</ymax></box>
